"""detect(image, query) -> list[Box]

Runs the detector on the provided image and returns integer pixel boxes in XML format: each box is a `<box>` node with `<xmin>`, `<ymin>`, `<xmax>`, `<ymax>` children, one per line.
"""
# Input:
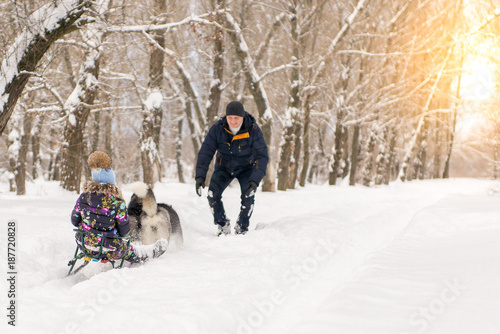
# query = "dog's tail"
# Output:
<box><xmin>158</xmin><ymin>203</ymin><xmax>183</xmax><ymax>248</ymax></box>
<box><xmin>129</xmin><ymin>182</ymin><xmax>157</xmax><ymax>216</ymax></box>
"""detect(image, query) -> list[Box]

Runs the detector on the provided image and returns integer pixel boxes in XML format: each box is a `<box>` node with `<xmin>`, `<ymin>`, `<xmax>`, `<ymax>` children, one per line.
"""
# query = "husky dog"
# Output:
<box><xmin>128</xmin><ymin>182</ymin><xmax>183</xmax><ymax>248</ymax></box>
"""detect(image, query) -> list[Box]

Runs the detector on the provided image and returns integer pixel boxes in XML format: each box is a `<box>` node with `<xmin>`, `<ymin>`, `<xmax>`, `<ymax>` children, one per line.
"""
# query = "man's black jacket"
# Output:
<box><xmin>195</xmin><ymin>112</ymin><xmax>268</xmax><ymax>184</ymax></box>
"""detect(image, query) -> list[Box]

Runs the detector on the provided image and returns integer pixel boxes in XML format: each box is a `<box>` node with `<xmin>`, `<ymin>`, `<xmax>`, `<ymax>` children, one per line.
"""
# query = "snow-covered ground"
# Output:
<box><xmin>1</xmin><ymin>178</ymin><xmax>500</xmax><ymax>334</ymax></box>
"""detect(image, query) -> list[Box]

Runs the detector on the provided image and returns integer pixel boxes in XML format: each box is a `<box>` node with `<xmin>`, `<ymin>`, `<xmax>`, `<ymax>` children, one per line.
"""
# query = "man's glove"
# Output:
<box><xmin>195</xmin><ymin>177</ymin><xmax>205</xmax><ymax>197</ymax></box>
<box><xmin>244</xmin><ymin>181</ymin><xmax>258</xmax><ymax>198</ymax></box>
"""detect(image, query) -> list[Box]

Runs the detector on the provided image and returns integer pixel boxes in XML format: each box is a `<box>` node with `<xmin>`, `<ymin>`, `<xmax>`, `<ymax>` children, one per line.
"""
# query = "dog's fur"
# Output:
<box><xmin>128</xmin><ymin>182</ymin><xmax>183</xmax><ymax>248</ymax></box>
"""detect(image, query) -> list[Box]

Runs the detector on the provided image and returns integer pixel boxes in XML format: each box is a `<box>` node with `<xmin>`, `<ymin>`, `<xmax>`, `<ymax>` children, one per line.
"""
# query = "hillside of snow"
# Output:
<box><xmin>1</xmin><ymin>178</ymin><xmax>500</xmax><ymax>334</ymax></box>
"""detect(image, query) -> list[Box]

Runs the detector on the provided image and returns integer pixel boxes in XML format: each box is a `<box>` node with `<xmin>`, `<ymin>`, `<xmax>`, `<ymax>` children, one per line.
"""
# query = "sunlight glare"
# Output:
<box><xmin>460</xmin><ymin>56</ymin><xmax>496</xmax><ymax>103</ymax></box>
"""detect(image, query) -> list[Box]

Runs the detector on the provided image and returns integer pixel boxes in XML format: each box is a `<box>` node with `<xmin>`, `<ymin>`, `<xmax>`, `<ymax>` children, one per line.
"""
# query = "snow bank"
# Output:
<box><xmin>0</xmin><ymin>178</ymin><xmax>499</xmax><ymax>334</ymax></box>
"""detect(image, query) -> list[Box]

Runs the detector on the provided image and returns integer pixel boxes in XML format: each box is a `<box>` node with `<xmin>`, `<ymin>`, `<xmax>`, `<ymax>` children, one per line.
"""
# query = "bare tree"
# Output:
<box><xmin>140</xmin><ymin>0</ymin><xmax>168</xmax><ymax>187</ymax></box>
<box><xmin>0</xmin><ymin>0</ymin><xmax>91</xmax><ymax>135</ymax></box>
<box><xmin>60</xmin><ymin>0</ymin><xmax>111</xmax><ymax>192</ymax></box>
<box><xmin>225</xmin><ymin>11</ymin><xmax>275</xmax><ymax>191</ymax></box>
<box><xmin>205</xmin><ymin>0</ymin><xmax>226</xmax><ymax>128</ymax></box>
<box><xmin>3</xmin><ymin>0</ymin><xmax>499</xmax><ymax>191</ymax></box>
<box><xmin>278</xmin><ymin>3</ymin><xmax>301</xmax><ymax>191</ymax></box>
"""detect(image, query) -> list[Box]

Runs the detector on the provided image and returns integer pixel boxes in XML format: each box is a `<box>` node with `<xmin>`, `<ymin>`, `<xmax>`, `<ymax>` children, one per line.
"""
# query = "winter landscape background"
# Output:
<box><xmin>2</xmin><ymin>1</ymin><xmax>500</xmax><ymax>333</ymax></box>
<box><xmin>1</xmin><ymin>178</ymin><xmax>500</xmax><ymax>334</ymax></box>
<box><xmin>2</xmin><ymin>0</ymin><xmax>500</xmax><ymax>197</ymax></box>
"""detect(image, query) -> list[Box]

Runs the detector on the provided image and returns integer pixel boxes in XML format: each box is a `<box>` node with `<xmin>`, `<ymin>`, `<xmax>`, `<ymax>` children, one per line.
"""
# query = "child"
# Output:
<box><xmin>71</xmin><ymin>151</ymin><xmax>166</xmax><ymax>263</ymax></box>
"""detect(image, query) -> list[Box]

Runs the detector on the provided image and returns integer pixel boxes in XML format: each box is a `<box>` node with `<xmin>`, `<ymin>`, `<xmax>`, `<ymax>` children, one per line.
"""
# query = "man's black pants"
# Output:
<box><xmin>207</xmin><ymin>166</ymin><xmax>255</xmax><ymax>231</ymax></box>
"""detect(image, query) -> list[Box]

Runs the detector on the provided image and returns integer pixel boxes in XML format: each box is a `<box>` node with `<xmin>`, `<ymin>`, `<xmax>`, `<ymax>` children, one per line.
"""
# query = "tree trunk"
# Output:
<box><xmin>349</xmin><ymin>125</ymin><xmax>361</xmax><ymax>186</ymax></box>
<box><xmin>375</xmin><ymin>128</ymin><xmax>388</xmax><ymax>186</ymax></box>
<box><xmin>206</xmin><ymin>0</ymin><xmax>225</xmax><ymax>128</ymax></box>
<box><xmin>8</xmin><ymin>127</ymin><xmax>20</xmax><ymax>192</ymax></box>
<box><xmin>287</xmin><ymin>4</ymin><xmax>302</xmax><ymax>190</ymax></box>
<box><xmin>341</xmin><ymin>126</ymin><xmax>350</xmax><ymax>180</ymax></box>
<box><xmin>92</xmin><ymin>110</ymin><xmax>101</xmax><ymax>152</ymax></box>
<box><xmin>141</xmin><ymin>0</ymin><xmax>167</xmax><ymax>187</ymax></box>
<box><xmin>201</xmin><ymin>0</ymin><xmax>226</xmax><ymax>186</ymax></box>
<box><xmin>362</xmin><ymin>131</ymin><xmax>376</xmax><ymax>187</ymax></box>
<box><xmin>299</xmin><ymin>100</ymin><xmax>311</xmax><ymax>187</ymax></box>
<box><xmin>385</xmin><ymin>129</ymin><xmax>397</xmax><ymax>184</ymax></box>
<box><xmin>277</xmin><ymin>13</ymin><xmax>302</xmax><ymax>191</ymax></box>
<box><xmin>288</xmin><ymin>115</ymin><xmax>303</xmax><ymax>189</ymax></box>
<box><xmin>15</xmin><ymin>111</ymin><xmax>35</xmax><ymax>195</ymax></box>
<box><xmin>31</xmin><ymin>113</ymin><xmax>44</xmax><ymax>180</ymax></box>
<box><xmin>60</xmin><ymin>65</ymin><xmax>100</xmax><ymax>192</ymax></box>
<box><xmin>60</xmin><ymin>111</ymin><xmax>92</xmax><ymax>192</ymax></box>
<box><xmin>140</xmin><ymin>93</ymin><xmax>164</xmax><ymax>187</ymax></box>
<box><xmin>277</xmin><ymin>110</ymin><xmax>294</xmax><ymax>191</ymax></box>
<box><xmin>104</xmin><ymin>110</ymin><xmax>113</xmax><ymax>153</ymax></box>
<box><xmin>176</xmin><ymin>117</ymin><xmax>185</xmax><ymax>183</ymax></box>
<box><xmin>48</xmin><ymin>126</ymin><xmax>61</xmax><ymax>181</ymax></box>
<box><xmin>432</xmin><ymin>114</ymin><xmax>441</xmax><ymax>178</ymax></box>
<box><xmin>185</xmin><ymin>100</ymin><xmax>201</xmax><ymax>155</ymax></box>
<box><xmin>418</xmin><ymin>142</ymin><xmax>427</xmax><ymax>180</ymax></box>
<box><xmin>330</xmin><ymin>110</ymin><xmax>348</xmax><ymax>185</ymax></box>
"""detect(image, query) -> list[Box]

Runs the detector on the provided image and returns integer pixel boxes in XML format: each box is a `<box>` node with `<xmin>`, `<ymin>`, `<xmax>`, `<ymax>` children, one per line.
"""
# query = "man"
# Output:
<box><xmin>195</xmin><ymin>101</ymin><xmax>268</xmax><ymax>235</ymax></box>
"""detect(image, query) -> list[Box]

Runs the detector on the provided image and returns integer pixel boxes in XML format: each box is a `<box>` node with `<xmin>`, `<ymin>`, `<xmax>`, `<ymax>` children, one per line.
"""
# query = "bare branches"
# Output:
<box><xmin>3</xmin><ymin>0</ymin><xmax>499</xmax><ymax>188</ymax></box>
<box><xmin>308</xmin><ymin>0</ymin><xmax>371</xmax><ymax>90</ymax></box>
<box><xmin>106</xmin><ymin>12</ymin><xmax>224</xmax><ymax>33</ymax></box>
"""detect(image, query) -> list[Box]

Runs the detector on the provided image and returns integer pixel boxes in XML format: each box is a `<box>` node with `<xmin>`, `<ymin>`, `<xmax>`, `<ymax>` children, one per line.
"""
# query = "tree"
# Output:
<box><xmin>140</xmin><ymin>0</ymin><xmax>167</xmax><ymax>187</ymax></box>
<box><xmin>278</xmin><ymin>3</ymin><xmax>301</xmax><ymax>191</ymax></box>
<box><xmin>2</xmin><ymin>0</ymin><xmax>499</xmax><ymax>191</ymax></box>
<box><xmin>205</xmin><ymin>0</ymin><xmax>226</xmax><ymax>128</ymax></box>
<box><xmin>0</xmin><ymin>0</ymin><xmax>91</xmax><ymax>135</ymax></box>
<box><xmin>397</xmin><ymin>2</ymin><xmax>457</xmax><ymax>181</ymax></box>
<box><xmin>60</xmin><ymin>0</ymin><xmax>111</xmax><ymax>192</ymax></box>
<box><xmin>225</xmin><ymin>11</ymin><xmax>275</xmax><ymax>191</ymax></box>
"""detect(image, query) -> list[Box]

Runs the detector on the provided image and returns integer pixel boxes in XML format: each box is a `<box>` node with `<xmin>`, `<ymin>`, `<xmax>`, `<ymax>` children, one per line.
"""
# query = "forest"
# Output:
<box><xmin>1</xmin><ymin>0</ymin><xmax>500</xmax><ymax>195</ymax></box>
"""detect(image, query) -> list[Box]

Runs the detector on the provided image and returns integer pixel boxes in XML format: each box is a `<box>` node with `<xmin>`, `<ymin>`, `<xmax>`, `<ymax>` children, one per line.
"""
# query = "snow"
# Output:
<box><xmin>68</xmin><ymin>113</ymin><xmax>77</xmax><ymax>126</ymax></box>
<box><xmin>7</xmin><ymin>128</ymin><xmax>21</xmax><ymax>156</ymax></box>
<box><xmin>210</xmin><ymin>78</ymin><xmax>221</xmax><ymax>89</ymax></box>
<box><xmin>145</xmin><ymin>90</ymin><xmax>164</xmax><ymax>111</ymax></box>
<box><xmin>64</xmin><ymin>80</ymin><xmax>83</xmax><ymax>118</ymax></box>
<box><xmin>1</xmin><ymin>178</ymin><xmax>500</xmax><ymax>333</ymax></box>
<box><xmin>140</xmin><ymin>137</ymin><xmax>160</xmax><ymax>164</ymax></box>
<box><xmin>7</xmin><ymin>128</ymin><xmax>20</xmax><ymax>142</ymax></box>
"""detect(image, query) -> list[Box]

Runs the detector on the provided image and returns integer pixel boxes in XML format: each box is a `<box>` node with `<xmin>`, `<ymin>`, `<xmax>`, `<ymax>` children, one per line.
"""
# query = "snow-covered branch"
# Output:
<box><xmin>141</xmin><ymin>30</ymin><xmax>206</xmax><ymax>131</ymax></box>
<box><xmin>398</xmin><ymin>48</ymin><xmax>452</xmax><ymax>181</ymax></box>
<box><xmin>0</xmin><ymin>0</ymin><xmax>91</xmax><ymax>135</ymax></box>
<box><xmin>309</xmin><ymin>0</ymin><xmax>371</xmax><ymax>87</ymax></box>
<box><xmin>254</xmin><ymin>12</ymin><xmax>287</xmax><ymax>67</ymax></box>
<box><xmin>337</xmin><ymin>49</ymin><xmax>428</xmax><ymax>57</ymax></box>
<box><xmin>225</xmin><ymin>11</ymin><xmax>272</xmax><ymax>123</ymax></box>
<box><xmin>106</xmin><ymin>12</ymin><xmax>223</xmax><ymax>33</ymax></box>
<box><xmin>257</xmin><ymin>63</ymin><xmax>297</xmax><ymax>83</ymax></box>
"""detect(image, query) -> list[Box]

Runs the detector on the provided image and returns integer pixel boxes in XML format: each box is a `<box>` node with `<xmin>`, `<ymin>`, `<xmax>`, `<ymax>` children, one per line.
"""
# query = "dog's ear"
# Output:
<box><xmin>128</xmin><ymin>194</ymin><xmax>143</xmax><ymax>216</ymax></box>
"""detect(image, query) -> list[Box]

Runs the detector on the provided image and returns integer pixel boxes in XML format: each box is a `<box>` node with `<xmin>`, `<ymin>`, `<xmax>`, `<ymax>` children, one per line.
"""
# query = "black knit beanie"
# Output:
<box><xmin>226</xmin><ymin>101</ymin><xmax>245</xmax><ymax>117</ymax></box>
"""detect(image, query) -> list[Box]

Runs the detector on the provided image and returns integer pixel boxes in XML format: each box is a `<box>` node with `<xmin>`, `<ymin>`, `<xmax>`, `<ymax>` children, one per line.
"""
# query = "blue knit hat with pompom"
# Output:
<box><xmin>91</xmin><ymin>168</ymin><xmax>116</xmax><ymax>185</ymax></box>
<box><xmin>88</xmin><ymin>151</ymin><xmax>116</xmax><ymax>185</ymax></box>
